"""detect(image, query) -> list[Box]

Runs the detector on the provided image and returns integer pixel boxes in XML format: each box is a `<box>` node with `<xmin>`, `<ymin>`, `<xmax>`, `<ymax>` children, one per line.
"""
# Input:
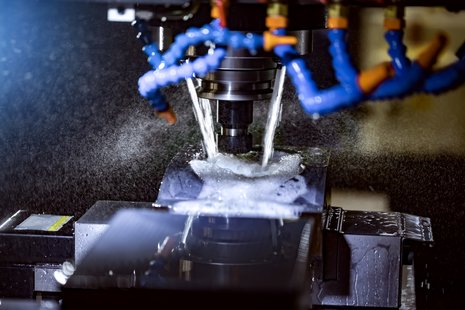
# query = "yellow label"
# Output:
<box><xmin>47</xmin><ymin>216</ymin><xmax>72</xmax><ymax>232</ymax></box>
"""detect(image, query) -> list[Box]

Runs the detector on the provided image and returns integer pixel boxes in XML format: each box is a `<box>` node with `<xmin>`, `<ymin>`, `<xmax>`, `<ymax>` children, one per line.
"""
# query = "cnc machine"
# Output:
<box><xmin>0</xmin><ymin>0</ymin><xmax>464</xmax><ymax>309</ymax></box>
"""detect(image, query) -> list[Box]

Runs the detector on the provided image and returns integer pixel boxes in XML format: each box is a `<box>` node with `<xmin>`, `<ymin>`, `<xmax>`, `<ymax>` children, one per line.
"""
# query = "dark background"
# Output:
<box><xmin>0</xmin><ymin>0</ymin><xmax>464</xmax><ymax>308</ymax></box>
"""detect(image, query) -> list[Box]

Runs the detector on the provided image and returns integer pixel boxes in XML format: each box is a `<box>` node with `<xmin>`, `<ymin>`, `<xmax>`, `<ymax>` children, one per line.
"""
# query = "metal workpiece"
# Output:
<box><xmin>0</xmin><ymin>210</ymin><xmax>74</xmax><ymax>298</ymax></box>
<box><xmin>63</xmin><ymin>200</ymin><xmax>432</xmax><ymax>309</ymax></box>
<box><xmin>63</xmin><ymin>207</ymin><xmax>317</xmax><ymax>309</ymax></box>
<box><xmin>311</xmin><ymin>207</ymin><xmax>434</xmax><ymax>308</ymax></box>
<box><xmin>0</xmin><ymin>213</ymin><xmax>74</xmax><ymax>265</ymax></box>
<box><xmin>324</xmin><ymin>207</ymin><xmax>433</xmax><ymax>242</ymax></box>
<box><xmin>155</xmin><ymin>145</ymin><xmax>205</xmax><ymax>203</ymax></box>
<box><xmin>34</xmin><ymin>265</ymin><xmax>62</xmax><ymax>293</ymax></box>
<box><xmin>74</xmin><ymin>201</ymin><xmax>153</xmax><ymax>264</ymax></box>
<box><xmin>0</xmin><ymin>299</ymin><xmax>59</xmax><ymax>310</ymax></box>
<box><xmin>156</xmin><ymin>146</ymin><xmax>329</xmax><ymax>213</ymax></box>
<box><xmin>314</xmin><ymin>234</ymin><xmax>403</xmax><ymax>308</ymax></box>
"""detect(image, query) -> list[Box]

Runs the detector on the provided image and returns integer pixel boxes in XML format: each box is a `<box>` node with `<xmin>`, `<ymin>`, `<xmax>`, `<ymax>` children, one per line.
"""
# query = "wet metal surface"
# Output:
<box><xmin>327</xmin><ymin>208</ymin><xmax>433</xmax><ymax>242</ymax></box>
<box><xmin>313</xmin><ymin>235</ymin><xmax>402</xmax><ymax>308</ymax></box>
<box><xmin>64</xmin><ymin>207</ymin><xmax>315</xmax><ymax>309</ymax></box>
<box><xmin>34</xmin><ymin>265</ymin><xmax>61</xmax><ymax>293</ymax></box>
<box><xmin>74</xmin><ymin>201</ymin><xmax>152</xmax><ymax>264</ymax></box>
<box><xmin>400</xmin><ymin>265</ymin><xmax>416</xmax><ymax>310</ymax></box>
<box><xmin>314</xmin><ymin>208</ymin><xmax>432</xmax><ymax>308</ymax></box>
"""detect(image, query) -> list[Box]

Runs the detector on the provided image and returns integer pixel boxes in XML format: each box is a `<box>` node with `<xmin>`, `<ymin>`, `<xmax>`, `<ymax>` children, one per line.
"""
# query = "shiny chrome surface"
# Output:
<box><xmin>190</xmin><ymin>48</ymin><xmax>278</xmax><ymax>102</ymax></box>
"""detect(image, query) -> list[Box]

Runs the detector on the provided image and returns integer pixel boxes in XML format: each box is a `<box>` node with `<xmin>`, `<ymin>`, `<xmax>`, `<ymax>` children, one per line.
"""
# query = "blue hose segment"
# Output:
<box><xmin>301</xmin><ymin>85</ymin><xmax>363</xmax><ymax>116</ymax></box>
<box><xmin>385</xmin><ymin>30</ymin><xmax>410</xmax><ymax>74</ymax></box>
<box><xmin>274</xmin><ymin>44</ymin><xmax>318</xmax><ymax>97</ymax></box>
<box><xmin>146</xmin><ymin>89</ymin><xmax>169</xmax><ymax>112</ymax></box>
<box><xmin>143</xmin><ymin>43</ymin><xmax>162</xmax><ymax>69</ymax></box>
<box><xmin>161</xmin><ymin>20</ymin><xmax>263</xmax><ymax>67</ymax></box>
<box><xmin>422</xmin><ymin>56</ymin><xmax>465</xmax><ymax>94</ymax></box>
<box><xmin>162</xmin><ymin>23</ymin><xmax>217</xmax><ymax>67</ymax></box>
<box><xmin>328</xmin><ymin>29</ymin><xmax>358</xmax><ymax>87</ymax></box>
<box><xmin>139</xmin><ymin>48</ymin><xmax>227</xmax><ymax>98</ymax></box>
<box><xmin>133</xmin><ymin>19</ymin><xmax>168</xmax><ymax>111</ymax></box>
<box><xmin>137</xmin><ymin>20</ymin><xmax>263</xmax><ymax>113</ymax></box>
<box><xmin>370</xmin><ymin>62</ymin><xmax>424</xmax><ymax>100</ymax></box>
<box><xmin>370</xmin><ymin>31</ymin><xmax>465</xmax><ymax>98</ymax></box>
<box><xmin>222</xmin><ymin>32</ymin><xmax>263</xmax><ymax>52</ymax></box>
<box><xmin>370</xmin><ymin>30</ymin><xmax>426</xmax><ymax>100</ymax></box>
<box><xmin>275</xmin><ymin>43</ymin><xmax>363</xmax><ymax>116</ymax></box>
<box><xmin>132</xmin><ymin>19</ymin><xmax>163</xmax><ymax>70</ymax></box>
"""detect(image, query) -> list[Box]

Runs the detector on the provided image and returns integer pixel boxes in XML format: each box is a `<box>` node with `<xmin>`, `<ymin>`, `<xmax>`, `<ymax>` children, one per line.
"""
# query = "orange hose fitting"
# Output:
<box><xmin>358</xmin><ymin>62</ymin><xmax>395</xmax><ymax>94</ymax></box>
<box><xmin>156</xmin><ymin>107</ymin><xmax>177</xmax><ymax>125</ymax></box>
<box><xmin>263</xmin><ymin>31</ymin><xmax>298</xmax><ymax>52</ymax></box>
<box><xmin>327</xmin><ymin>17</ymin><xmax>349</xmax><ymax>29</ymax></box>
<box><xmin>216</xmin><ymin>0</ymin><xmax>228</xmax><ymax>28</ymax></box>
<box><xmin>266</xmin><ymin>16</ymin><xmax>288</xmax><ymax>31</ymax></box>
<box><xmin>384</xmin><ymin>18</ymin><xmax>404</xmax><ymax>31</ymax></box>
<box><xmin>416</xmin><ymin>32</ymin><xmax>448</xmax><ymax>69</ymax></box>
<box><xmin>211</xmin><ymin>5</ymin><xmax>219</xmax><ymax>19</ymax></box>
<box><xmin>211</xmin><ymin>0</ymin><xmax>228</xmax><ymax>27</ymax></box>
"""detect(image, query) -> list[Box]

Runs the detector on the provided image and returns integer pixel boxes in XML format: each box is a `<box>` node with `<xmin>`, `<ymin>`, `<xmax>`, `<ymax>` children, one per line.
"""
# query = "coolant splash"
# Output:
<box><xmin>262</xmin><ymin>66</ymin><xmax>286</xmax><ymax>167</ymax></box>
<box><xmin>186</xmin><ymin>78</ymin><xmax>218</xmax><ymax>159</ymax></box>
<box><xmin>173</xmin><ymin>152</ymin><xmax>308</xmax><ymax>218</ymax></box>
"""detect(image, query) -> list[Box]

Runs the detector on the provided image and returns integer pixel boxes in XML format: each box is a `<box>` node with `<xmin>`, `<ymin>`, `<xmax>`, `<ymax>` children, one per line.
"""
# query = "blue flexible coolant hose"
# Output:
<box><xmin>421</xmin><ymin>55</ymin><xmax>465</xmax><ymax>94</ymax></box>
<box><xmin>136</xmin><ymin>19</ymin><xmax>264</xmax><ymax>110</ymax></box>
<box><xmin>275</xmin><ymin>29</ymin><xmax>363</xmax><ymax>116</ymax></box>
<box><xmin>369</xmin><ymin>30</ymin><xmax>425</xmax><ymax>100</ymax></box>
<box><xmin>162</xmin><ymin>19</ymin><xmax>263</xmax><ymax>67</ymax></box>
<box><xmin>139</xmin><ymin>48</ymin><xmax>227</xmax><ymax>98</ymax></box>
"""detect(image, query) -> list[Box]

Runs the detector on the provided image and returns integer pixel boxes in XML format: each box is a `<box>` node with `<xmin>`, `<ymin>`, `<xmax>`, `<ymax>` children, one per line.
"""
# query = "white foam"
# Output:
<box><xmin>191</xmin><ymin>152</ymin><xmax>302</xmax><ymax>179</ymax></box>
<box><xmin>173</xmin><ymin>199</ymin><xmax>305</xmax><ymax>219</ymax></box>
<box><xmin>183</xmin><ymin>152</ymin><xmax>307</xmax><ymax>218</ymax></box>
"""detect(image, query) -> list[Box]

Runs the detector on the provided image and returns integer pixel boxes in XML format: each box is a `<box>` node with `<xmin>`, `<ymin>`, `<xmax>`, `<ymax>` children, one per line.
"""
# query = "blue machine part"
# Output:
<box><xmin>134</xmin><ymin>18</ymin><xmax>465</xmax><ymax>117</ymax></box>
<box><xmin>369</xmin><ymin>30</ymin><xmax>426</xmax><ymax>100</ymax></box>
<box><xmin>421</xmin><ymin>53</ymin><xmax>465</xmax><ymax>94</ymax></box>
<box><xmin>274</xmin><ymin>29</ymin><xmax>364</xmax><ymax>117</ymax></box>
<box><xmin>134</xmin><ymin>19</ymin><xmax>264</xmax><ymax>112</ymax></box>
<box><xmin>138</xmin><ymin>48</ymin><xmax>227</xmax><ymax>98</ymax></box>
